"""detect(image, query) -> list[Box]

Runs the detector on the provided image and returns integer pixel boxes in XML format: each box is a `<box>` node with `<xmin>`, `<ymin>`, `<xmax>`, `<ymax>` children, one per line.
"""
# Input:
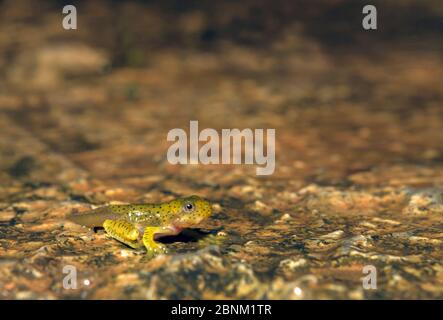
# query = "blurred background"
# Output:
<box><xmin>0</xmin><ymin>0</ymin><xmax>442</xmax><ymax>300</ymax></box>
<box><xmin>1</xmin><ymin>0</ymin><xmax>443</xmax><ymax>184</ymax></box>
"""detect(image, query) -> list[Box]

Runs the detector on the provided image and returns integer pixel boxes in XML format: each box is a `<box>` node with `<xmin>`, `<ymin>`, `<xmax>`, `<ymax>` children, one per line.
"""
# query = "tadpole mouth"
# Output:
<box><xmin>153</xmin><ymin>225</ymin><xmax>183</xmax><ymax>241</ymax></box>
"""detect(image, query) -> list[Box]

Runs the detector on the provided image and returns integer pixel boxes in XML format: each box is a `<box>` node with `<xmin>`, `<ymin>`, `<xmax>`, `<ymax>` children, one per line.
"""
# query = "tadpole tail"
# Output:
<box><xmin>68</xmin><ymin>206</ymin><xmax>119</xmax><ymax>228</ymax></box>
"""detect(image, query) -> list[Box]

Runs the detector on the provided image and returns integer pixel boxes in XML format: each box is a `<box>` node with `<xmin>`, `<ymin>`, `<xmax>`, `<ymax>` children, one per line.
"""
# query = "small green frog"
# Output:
<box><xmin>69</xmin><ymin>195</ymin><xmax>213</xmax><ymax>256</ymax></box>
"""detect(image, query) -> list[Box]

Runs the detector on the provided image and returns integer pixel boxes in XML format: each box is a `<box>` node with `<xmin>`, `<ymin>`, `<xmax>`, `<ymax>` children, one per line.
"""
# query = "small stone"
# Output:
<box><xmin>319</xmin><ymin>230</ymin><xmax>345</xmax><ymax>240</ymax></box>
<box><xmin>0</xmin><ymin>210</ymin><xmax>15</xmax><ymax>222</ymax></box>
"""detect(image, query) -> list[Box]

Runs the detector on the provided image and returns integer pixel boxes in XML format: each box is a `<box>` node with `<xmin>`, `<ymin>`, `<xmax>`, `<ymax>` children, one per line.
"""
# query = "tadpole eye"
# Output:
<box><xmin>184</xmin><ymin>202</ymin><xmax>194</xmax><ymax>211</ymax></box>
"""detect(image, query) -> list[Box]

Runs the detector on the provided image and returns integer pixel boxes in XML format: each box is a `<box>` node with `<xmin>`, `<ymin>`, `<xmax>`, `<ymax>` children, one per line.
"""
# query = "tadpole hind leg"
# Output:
<box><xmin>103</xmin><ymin>219</ymin><xmax>143</xmax><ymax>249</ymax></box>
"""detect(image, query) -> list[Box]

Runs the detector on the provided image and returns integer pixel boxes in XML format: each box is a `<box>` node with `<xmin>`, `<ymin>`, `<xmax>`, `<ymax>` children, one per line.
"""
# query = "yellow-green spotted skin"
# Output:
<box><xmin>69</xmin><ymin>195</ymin><xmax>212</xmax><ymax>256</ymax></box>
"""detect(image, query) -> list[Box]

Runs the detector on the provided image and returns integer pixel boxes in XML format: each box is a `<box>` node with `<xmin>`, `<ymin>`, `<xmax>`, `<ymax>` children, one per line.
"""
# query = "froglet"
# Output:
<box><xmin>69</xmin><ymin>195</ymin><xmax>213</xmax><ymax>256</ymax></box>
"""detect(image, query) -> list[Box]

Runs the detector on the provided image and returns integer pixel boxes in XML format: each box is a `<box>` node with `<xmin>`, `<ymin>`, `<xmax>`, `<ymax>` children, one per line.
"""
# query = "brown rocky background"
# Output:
<box><xmin>0</xmin><ymin>0</ymin><xmax>442</xmax><ymax>299</ymax></box>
